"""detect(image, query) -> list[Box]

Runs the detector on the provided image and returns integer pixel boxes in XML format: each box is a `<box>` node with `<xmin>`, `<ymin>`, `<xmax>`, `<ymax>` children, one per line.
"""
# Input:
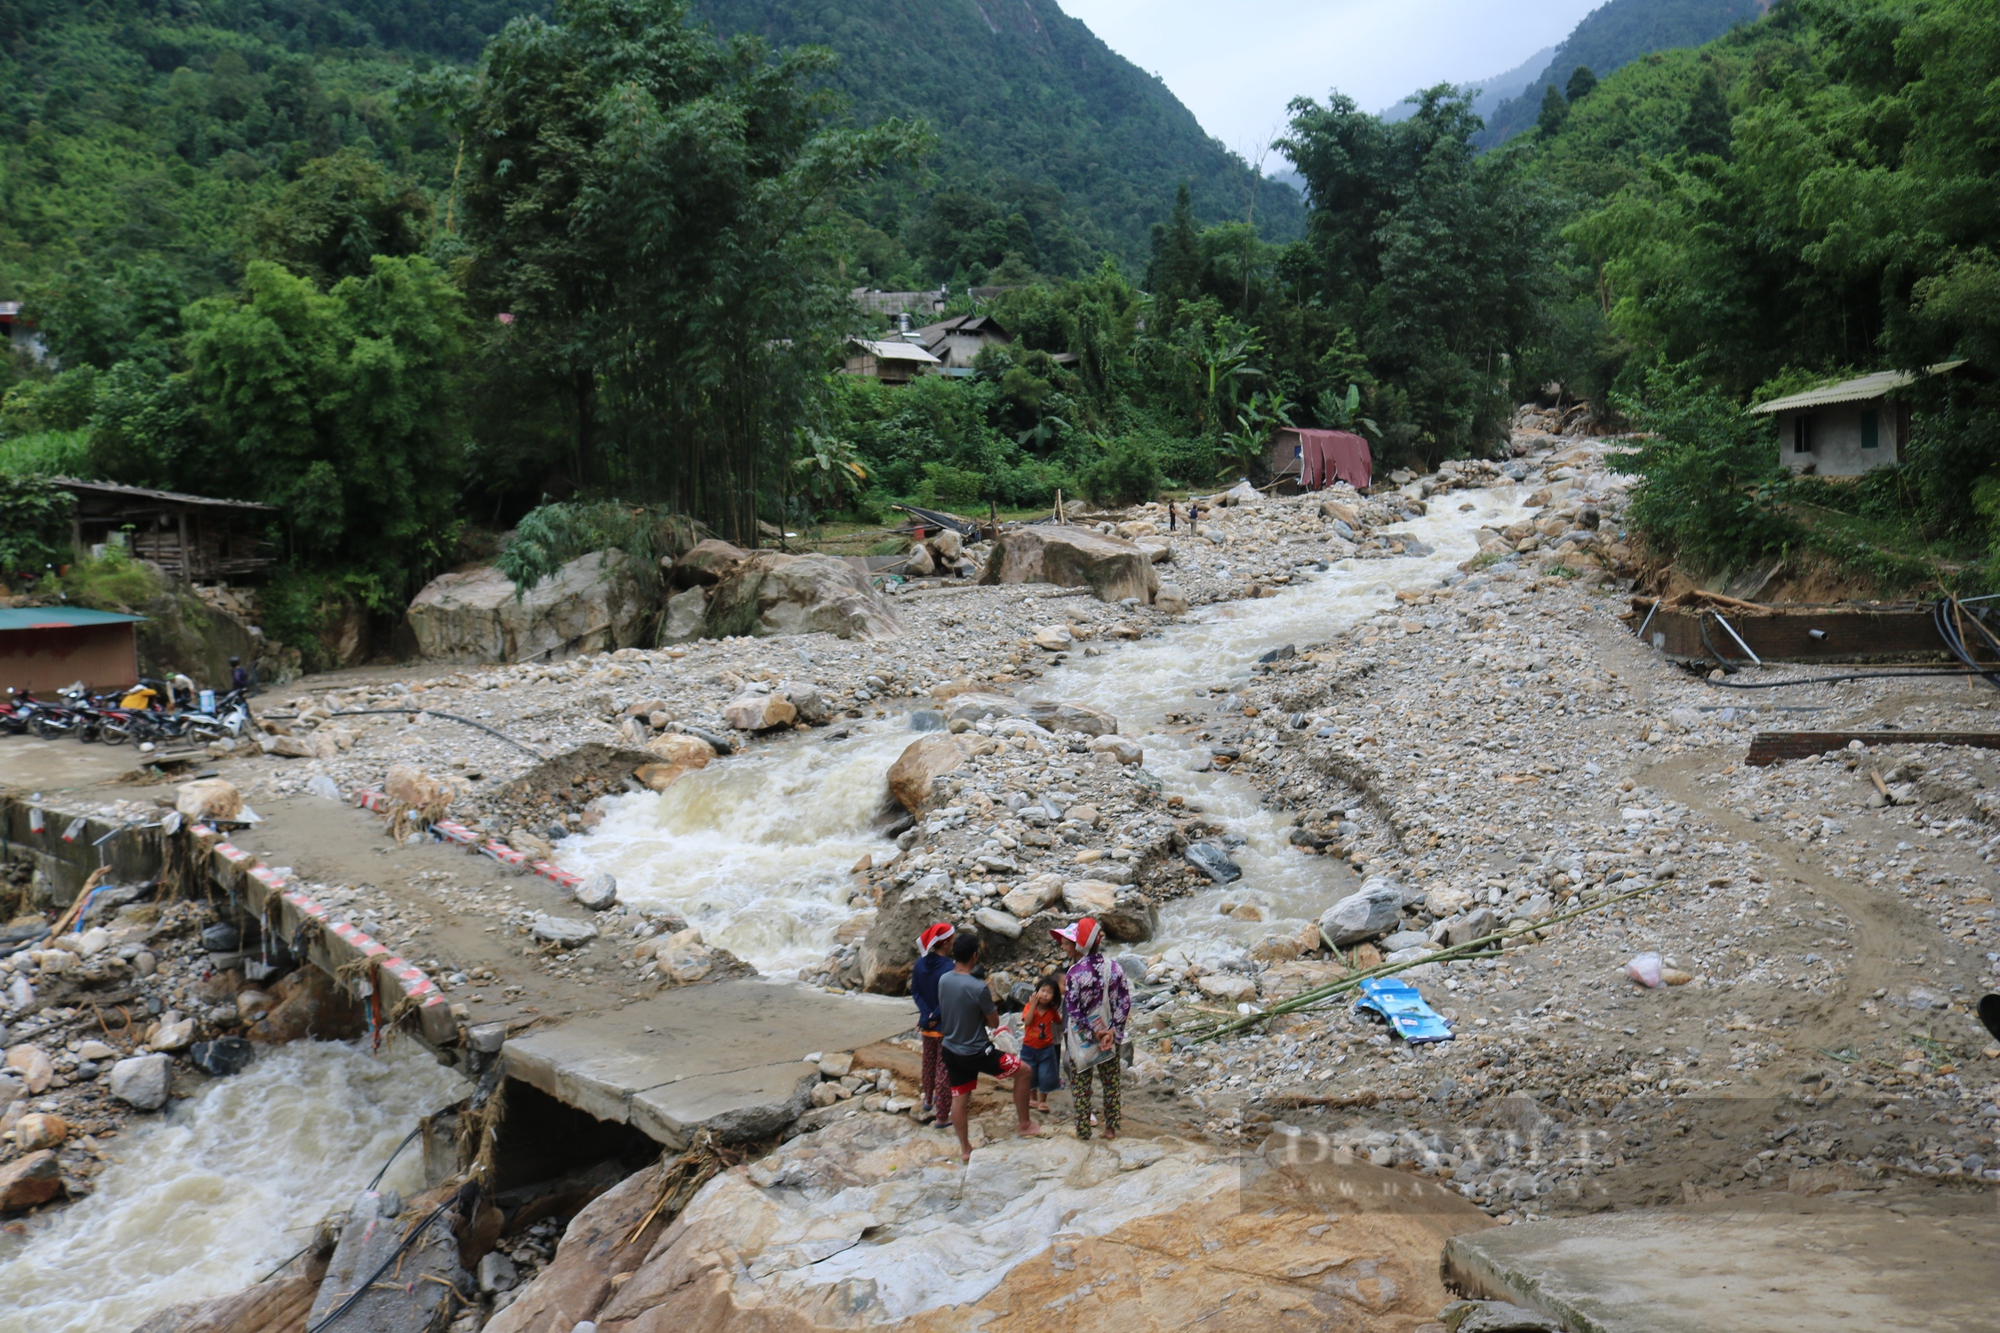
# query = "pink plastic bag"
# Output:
<box><xmin>1626</xmin><ymin>952</ymin><xmax>1663</xmax><ymax>988</ymax></box>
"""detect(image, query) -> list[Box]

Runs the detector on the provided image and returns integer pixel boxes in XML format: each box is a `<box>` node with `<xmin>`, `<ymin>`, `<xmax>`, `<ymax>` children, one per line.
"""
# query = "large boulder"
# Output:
<box><xmin>671</xmin><ymin>539</ymin><xmax>750</xmax><ymax>588</ymax></box>
<box><xmin>941</xmin><ymin>692</ymin><xmax>1119</xmax><ymax>737</ymax></box>
<box><xmin>704</xmin><ymin>552</ymin><xmax>902</xmax><ymax>642</ymax></box>
<box><xmin>405</xmin><ymin>549</ymin><xmax>647</xmax><ymax>663</ymax></box>
<box><xmin>662</xmin><ymin>586</ymin><xmax>708</xmax><ymax>644</ymax></box>
<box><xmin>1319</xmin><ymin>876</ymin><xmax>1405</xmax><ymax>946</ymax></box>
<box><xmin>110</xmin><ymin>1053</ymin><xmax>171</xmax><ymax>1110</ymax></box>
<box><xmin>980</xmin><ymin>527</ymin><xmax>1160</xmax><ymax>604</ymax></box>
<box><xmin>636</xmin><ymin>733</ymin><xmax>715</xmax><ymax>792</ymax></box>
<box><xmin>887</xmin><ymin>734</ymin><xmax>966</xmax><ymax>815</ymax></box>
<box><xmin>0</xmin><ymin>1151</ymin><xmax>61</xmax><ymax>1212</ymax></box>
<box><xmin>723</xmin><ymin>693</ymin><xmax>797</xmax><ymax>732</ymax></box>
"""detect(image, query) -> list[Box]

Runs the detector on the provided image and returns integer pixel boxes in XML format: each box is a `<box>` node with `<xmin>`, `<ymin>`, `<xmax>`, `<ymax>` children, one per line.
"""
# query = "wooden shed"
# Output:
<box><xmin>0</xmin><ymin>607</ymin><xmax>144</xmax><ymax>692</ymax></box>
<box><xmin>53</xmin><ymin>479</ymin><xmax>275</xmax><ymax>583</ymax></box>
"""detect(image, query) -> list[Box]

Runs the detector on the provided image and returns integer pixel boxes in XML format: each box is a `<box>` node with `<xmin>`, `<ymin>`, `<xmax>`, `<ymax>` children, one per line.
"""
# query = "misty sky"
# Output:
<box><xmin>1060</xmin><ymin>0</ymin><xmax>1604</xmax><ymax>160</ymax></box>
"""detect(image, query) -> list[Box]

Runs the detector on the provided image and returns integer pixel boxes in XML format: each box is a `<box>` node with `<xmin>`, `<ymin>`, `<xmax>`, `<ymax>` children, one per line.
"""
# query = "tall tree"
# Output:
<box><xmin>413</xmin><ymin>0</ymin><xmax>924</xmax><ymax>542</ymax></box>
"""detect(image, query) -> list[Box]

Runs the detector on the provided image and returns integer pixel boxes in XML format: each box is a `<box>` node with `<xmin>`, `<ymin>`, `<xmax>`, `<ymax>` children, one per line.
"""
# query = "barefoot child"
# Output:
<box><xmin>938</xmin><ymin>933</ymin><xmax>1041</xmax><ymax>1161</ymax></box>
<box><xmin>1019</xmin><ymin>975</ymin><xmax>1063</xmax><ymax>1113</ymax></box>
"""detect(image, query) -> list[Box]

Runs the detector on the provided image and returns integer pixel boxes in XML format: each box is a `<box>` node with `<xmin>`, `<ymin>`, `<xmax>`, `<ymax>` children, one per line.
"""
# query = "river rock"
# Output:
<box><xmin>176</xmin><ymin>777</ymin><xmax>243</xmax><ymax>821</ymax></box>
<box><xmin>637</xmin><ymin>732</ymin><xmax>715</xmax><ymax>791</ymax></box>
<box><xmin>1087</xmin><ymin>735</ymin><xmax>1143</xmax><ymax>765</ymax></box>
<box><xmin>4</xmin><ymin>1045</ymin><xmax>52</xmax><ymax>1094</ymax></box>
<box><xmin>703</xmin><ymin>551</ymin><xmax>902</xmax><ymax>642</ymax></box>
<box><xmin>573</xmin><ymin>873</ymin><xmax>619</xmax><ymax>912</ymax></box>
<box><xmin>1062</xmin><ymin>880</ymin><xmax>1119</xmax><ymax>916</ymax></box>
<box><xmin>1320</xmin><ymin>877</ymin><xmax>1405</xmax><ymax>945</ymax></box>
<box><xmin>0</xmin><ymin>1151</ymin><xmax>61</xmax><ymax>1211</ymax></box>
<box><xmin>672</xmin><ymin>538</ymin><xmax>751</xmax><ymax>587</ymax></box>
<box><xmin>1446</xmin><ymin>907</ymin><xmax>1499</xmax><ymax>946</ymax></box>
<box><xmin>150</xmin><ymin>1016</ymin><xmax>196</xmax><ymax>1051</ymax></box>
<box><xmin>111</xmin><ymin>1053</ymin><xmax>172</xmax><ymax>1110</ymax></box>
<box><xmin>979</xmin><ymin>526</ymin><xmax>1160</xmax><ymax>603</ymax></box>
<box><xmin>76</xmin><ymin>1040</ymin><xmax>117</xmax><ymax>1061</ymax></box>
<box><xmin>0</xmin><ymin>1074</ymin><xmax>21</xmax><ymax>1110</ymax></box>
<box><xmin>478</xmin><ymin>1250</ymin><xmax>520</xmax><ymax>1294</ymax></box>
<box><xmin>1001</xmin><ymin>876</ymin><xmax>1064</xmax><ymax>918</ymax></box>
<box><xmin>189</xmin><ymin>1036</ymin><xmax>255</xmax><ymax>1077</ymax></box>
<box><xmin>530</xmin><ymin>915</ymin><xmax>599</xmax><ymax>947</ymax></box>
<box><xmin>1031</xmin><ymin>624</ymin><xmax>1073</xmax><ymax>651</ymax></box>
<box><xmin>1100</xmin><ymin>892</ymin><xmax>1160</xmax><ymax>943</ymax></box>
<box><xmin>1154</xmin><ymin>583</ymin><xmax>1190</xmax><ymax>615</ymax></box>
<box><xmin>662</xmin><ymin>585</ymin><xmax>708</xmax><ymax>643</ymax></box>
<box><xmin>723</xmin><ymin>692</ymin><xmax>798</xmax><ymax>731</ymax></box>
<box><xmin>904</xmin><ymin>543</ymin><xmax>936</xmax><ymax>577</ymax></box>
<box><xmin>781</xmin><ymin>681</ymin><xmax>832</xmax><ymax>725</ymax></box>
<box><xmin>236</xmin><ymin>989</ymin><xmax>273</xmax><ymax>1022</ymax></box>
<box><xmin>1198</xmin><ymin>974</ymin><xmax>1256</xmax><ymax>1002</ymax></box>
<box><xmin>974</xmin><ymin>908</ymin><xmax>1022</xmax><ymax>939</ymax></box>
<box><xmin>247</xmin><ymin>967</ymin><xmax>366</xmax><ymax>1044</ymax></box>
<box><xmin>1183</xmin><ymin>842</ymin><xmax>1242</xmax><ymax>884</ymax></box>
<box><xmin>405</xmin><ymin>548</ymin><xmax>647</xmax><ymax>663</ymax></box>
<box><xmin>887</xmin><ymin>734</ymin><xmax>966</xmax><ymax>815</ymax></box>
<box><xmin>14</xmin><ymin>1112</ymin><xmax>67</xmax><ymax>1150</ymax></box>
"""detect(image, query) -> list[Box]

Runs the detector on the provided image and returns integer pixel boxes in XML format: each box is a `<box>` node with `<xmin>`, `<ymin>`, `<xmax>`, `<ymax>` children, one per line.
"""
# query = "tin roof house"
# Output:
<box><xmin>1753</xmin><ymin>362</ymin><xmax>1963</xmax><ymax>477</ymax></box>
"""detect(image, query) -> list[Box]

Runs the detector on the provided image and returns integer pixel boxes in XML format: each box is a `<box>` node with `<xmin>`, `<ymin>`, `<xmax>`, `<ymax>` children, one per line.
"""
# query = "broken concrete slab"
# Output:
<box><xmin>1443</xmin><ymin>1202</ymin><xmax>2000</xmax><ymax>1333</ymax></box>
<box><xmin>501</xmin><ymin>979</ymin><xmax>912</xmax><ymax>1150</ymax></box>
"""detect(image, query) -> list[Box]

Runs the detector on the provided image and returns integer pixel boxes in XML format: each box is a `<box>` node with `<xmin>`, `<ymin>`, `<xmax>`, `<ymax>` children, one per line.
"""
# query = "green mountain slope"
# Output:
<box><xmin>688</xmin><ymin>0</ymin><xmax>1302</xmax><ymax>279</ymax></box>
<box><xmin>1475</xmin><ymin>0</ymin><xmax>1762</xmax><ymax>146</ymax></box>
<box><xmin>0</xmin><ymin>0</ymin><xmax>1292</xmax><ymax>305</ymax></box>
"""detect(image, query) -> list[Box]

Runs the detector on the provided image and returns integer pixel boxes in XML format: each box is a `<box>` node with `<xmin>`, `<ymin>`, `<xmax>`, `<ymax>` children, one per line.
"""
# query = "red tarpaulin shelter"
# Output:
<box><xmin>1272</xmin><ymin>428</ymin><xmax>1372</xmax><ymax>491</ymax></box>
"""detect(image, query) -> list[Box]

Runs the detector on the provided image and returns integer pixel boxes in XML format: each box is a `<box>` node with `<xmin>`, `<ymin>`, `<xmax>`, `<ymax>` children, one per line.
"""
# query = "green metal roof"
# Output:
<box><xmin>0</xmin><ymin>607</ymin><xmax>146</xmax><ymax>630</ymax></box>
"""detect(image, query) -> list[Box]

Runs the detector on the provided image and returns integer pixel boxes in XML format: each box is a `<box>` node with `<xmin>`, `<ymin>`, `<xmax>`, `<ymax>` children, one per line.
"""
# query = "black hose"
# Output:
<box><xmin>367</xmin><ymin>1126</ymin><xmax>424</xmax><ymax>1191</ymax></box>
<box><xmin>303</xmin><ymin>1195</ymin><xmax>462</xmax><ymax>1333</ymax></box>
<box><xmin>1932</xmin><ymin>597</ymin><xmax>2000</xmax><ymax>690</ymax></box>
<box><xmin>1697</xmin><ymin>612</ymin><xmax>1741</xmax><ymax>674</ymax></box>
<box><xmin>1702</xmin><ymin>668</ymin><xmax>1991</xmax><ymax>690</ymax></box>
<box><xmin>328</xmin><ymin>708</ymin><xmax>544</xmax><ymax>759</ymax></box>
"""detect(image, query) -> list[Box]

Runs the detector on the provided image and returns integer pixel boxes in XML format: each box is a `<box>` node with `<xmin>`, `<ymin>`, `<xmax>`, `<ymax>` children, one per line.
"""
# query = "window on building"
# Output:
<box><xmin>1860</xmin><ymin>408</ymin><xmax>1879</xmax><ymax>450</ymax></box>
<box><xmin>1793</xmin><ymin>414</ymin><xmax>1814</xmax><ymax>453</ymax></box>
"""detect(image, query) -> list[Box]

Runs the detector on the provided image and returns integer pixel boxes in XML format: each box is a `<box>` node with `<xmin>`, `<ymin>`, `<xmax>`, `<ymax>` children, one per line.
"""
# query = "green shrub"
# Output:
<box><xmin>1076</xmin><ymin>434</ymin><xmax>1164</xmax><ymax>505</ymax></box>
<box><xmin>496</xmin><ymin>501</ymin><xmax>702</xmax><ymax>597</ymax></box>
<box><xmin>0</xmin><ymin>475</ymin><xmax>77</xmax><ymax>578</ymax></box>
<box><xmin>0</xmin><ymin>429</ymin><xmax>90</xmax><ymax>478</ymax></box>
<box><xmin>1608</xmin><ymin>360</ymin><xmax>1796</xmax><ymax>571</ymax></box>
<box><xmin>914</xmin><ymin>463</ymin><xmax>990</xmax><ymax>510</ymax></box>
<box><xmin>61</xmin><ymin>544</ymin><xmax>160</xmax><ymax>610</ymax></box>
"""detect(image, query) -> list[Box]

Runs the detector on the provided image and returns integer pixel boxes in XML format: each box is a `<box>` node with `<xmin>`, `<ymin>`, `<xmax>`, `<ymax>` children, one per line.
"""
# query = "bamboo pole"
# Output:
<box><xmin>1171</xmin><ymin>878</ymin><xmax>1672</xmax><ymax>1044</ymax></box>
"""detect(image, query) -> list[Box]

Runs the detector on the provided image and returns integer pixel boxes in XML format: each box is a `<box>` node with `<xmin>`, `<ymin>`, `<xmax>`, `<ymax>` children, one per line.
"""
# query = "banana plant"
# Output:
<box><xmin>1218</xmin><ymin>390</ymin><xmax>1295</xmax><ymax>480</ymax></box>
<box><xmin>791</xmin><ymin>429</ymin><xmax>869</xmax><ymax>513</ymax></box>
<box><xmin>1316</xmin><ymin>382</ymin><xmax>1380</xmax><ymax>437</ymax></box>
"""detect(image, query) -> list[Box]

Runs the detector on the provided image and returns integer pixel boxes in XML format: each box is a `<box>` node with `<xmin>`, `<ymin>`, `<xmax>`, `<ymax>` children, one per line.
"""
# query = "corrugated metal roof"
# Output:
<box><xmin>51</xmin><ymin>478</ymin><xmax>277</xmax><ymax>511</ymax></box>
<box><xmin>1751</xmin><ymin>361</ymin><xmax>1965</xmax><ymax>414</ymax></box>
<box><xmin>850</xmin><ymin>338</ymin><xmax>941</xmax><ymax>364</ymax></box>
<box><xmin>0</xmin><ymin>607</ymin><xmax>146</xmax><ymax>630</ymax></box>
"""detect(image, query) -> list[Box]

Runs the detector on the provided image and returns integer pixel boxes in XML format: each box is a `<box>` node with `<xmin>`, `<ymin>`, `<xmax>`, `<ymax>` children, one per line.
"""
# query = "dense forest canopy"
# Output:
<box><xmin>1475</xmin><ymin>0</ymin><xmax>1764</xmax><ymax>147</ymax></box>
<box><xmin>5</xmin><ymin>0</ymin><xmax>2000</xmax><ymax>661</ymax></box>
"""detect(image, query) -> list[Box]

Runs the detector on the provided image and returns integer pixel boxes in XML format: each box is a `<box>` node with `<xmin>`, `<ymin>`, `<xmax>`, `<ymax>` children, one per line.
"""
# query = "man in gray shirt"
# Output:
<box><xmin>937</xmin><ymin>933</ymin><xmax>1041</xmax><ymax>1160</ymax></box>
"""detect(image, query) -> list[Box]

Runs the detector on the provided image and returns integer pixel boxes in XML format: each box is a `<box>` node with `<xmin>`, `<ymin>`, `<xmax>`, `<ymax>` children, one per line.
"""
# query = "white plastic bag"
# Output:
<box><xmin>1626</xmin><ymin>952</ymin><xmax>1663</xmax><ymax>988</ymax></box>
<box><xmin>990</xmin><ymin>1020</ymin><xmax>1023</xmax><ymax>1056</ymax></box>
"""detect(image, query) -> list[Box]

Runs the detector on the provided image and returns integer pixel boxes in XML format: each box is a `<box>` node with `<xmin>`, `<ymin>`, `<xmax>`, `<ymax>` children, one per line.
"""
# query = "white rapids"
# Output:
<box><xmin>561</xmin><ymin>489</ymin><xmax>1527</xmax><ymax>972</ymax></box>
<box><xmin>0</xmin><ymin>1039</ymin><xmax>467</xmax><ymax>1333</ymax></box>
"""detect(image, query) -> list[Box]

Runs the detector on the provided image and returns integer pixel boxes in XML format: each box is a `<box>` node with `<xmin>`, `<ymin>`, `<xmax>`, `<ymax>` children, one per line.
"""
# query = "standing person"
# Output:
<box><xmin>1019</xmin><ymin>974</ymin><xmax>1063</xmax><ymax>1114</ymax></box>
<box><xmin>1054</xmin><ymin>918</ymin><xmax>1131</xmax><ymax>1141</ymax></box>
<box><xmin>938</xmin><ymin>933</ymin><xmax>1040</xmax><ymax>1161</ymax></box>
<box><xmin>229</xmin><ymin>656</ymin><xmax>252</xmax><ymax>694</ymax></box>
<box><xmin>1167</xmin><ymin>500</ymin><xmax>1179</xmax><ymax>532</ymax></box>
<box><xmin>912</xmin><ymin>923</ymin><xmax>957</xmax><ymax>1128</ymax></box>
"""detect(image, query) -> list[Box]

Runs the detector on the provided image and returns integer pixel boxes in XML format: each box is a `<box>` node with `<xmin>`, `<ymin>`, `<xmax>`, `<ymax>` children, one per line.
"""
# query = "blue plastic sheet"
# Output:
<box><xmin>1353</xmin><ymin>976</ymin><xmax>1455</xmax><ymax>1044</ymax></box>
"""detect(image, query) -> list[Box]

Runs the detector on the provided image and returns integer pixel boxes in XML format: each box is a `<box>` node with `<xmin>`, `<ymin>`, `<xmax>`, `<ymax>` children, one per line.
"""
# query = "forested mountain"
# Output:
<box><xmin>1475</xmin><ymin>0</ymin><xmax>1763</xmax><ymax>146</ymax></box>
<box><xmin>1382</xmin><ymin>44</ymin><xmax>1553</xmax><ymax>125</ymax></box>
<box><xmin>690</xmin><ymin>0</ymin><xmax>1302</xmax><ymax>284</ymax></box>
<box><xmin>0</xmin><ymin>0</ymin><xmax>1292</xmax><ymax>307</ymax></box>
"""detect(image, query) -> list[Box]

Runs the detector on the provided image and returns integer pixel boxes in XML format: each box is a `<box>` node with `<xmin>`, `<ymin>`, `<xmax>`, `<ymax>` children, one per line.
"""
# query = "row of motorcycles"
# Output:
<box><xmin>2</xmin><ymin>681</ymin><xmax>253</xmax><ymax>746</ymax></box>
